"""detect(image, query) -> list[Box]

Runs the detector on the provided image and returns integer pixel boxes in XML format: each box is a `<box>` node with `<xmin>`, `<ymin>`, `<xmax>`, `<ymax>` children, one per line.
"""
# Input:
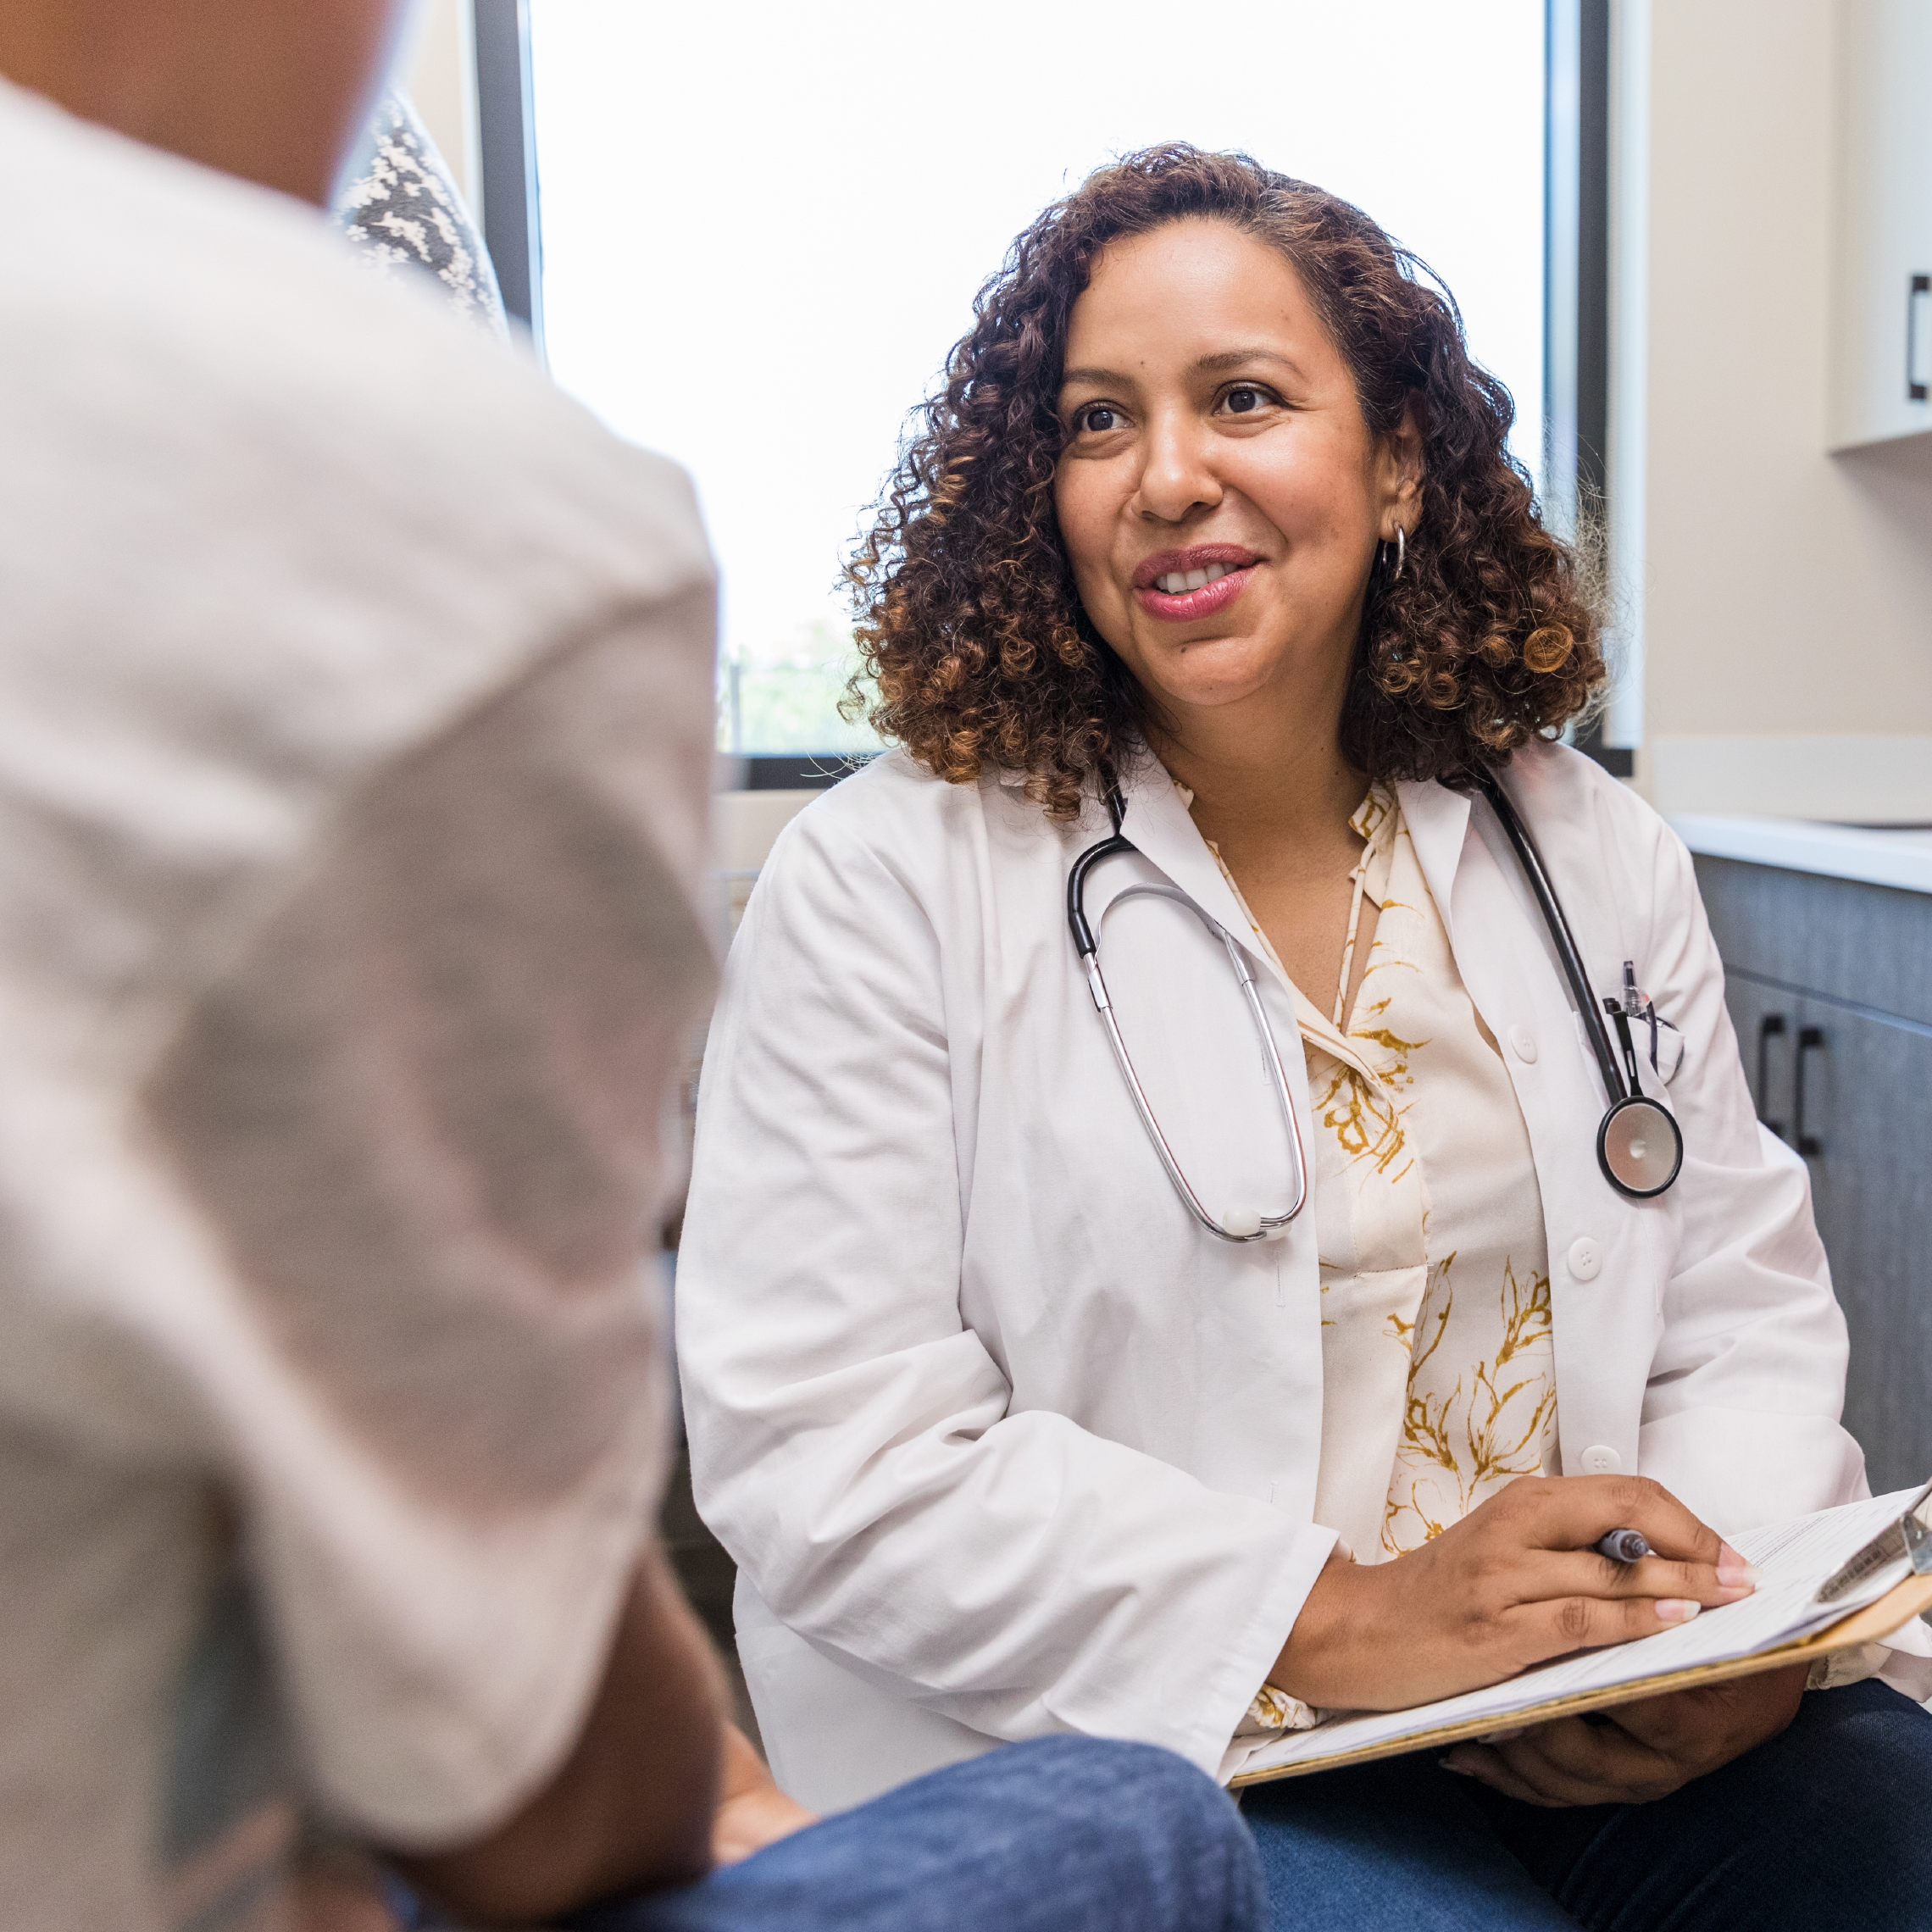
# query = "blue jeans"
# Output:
<box><xmin>1241</xmin><ymin>1677</ymin><xmax>1932</xmax><ymax>1929</ymax></box>
<box><xmin>563</xmin><ymin>1735</ymin><xmax>1264</xmax><ymax>1932</ymax></box>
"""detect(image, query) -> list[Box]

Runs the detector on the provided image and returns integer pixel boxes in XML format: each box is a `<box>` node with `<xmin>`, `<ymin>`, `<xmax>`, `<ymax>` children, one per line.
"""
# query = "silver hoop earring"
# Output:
<box><xmin>1392</xmin><ymin>525</ymin><xmax>1407</xmax><ymax>582</ymax></box>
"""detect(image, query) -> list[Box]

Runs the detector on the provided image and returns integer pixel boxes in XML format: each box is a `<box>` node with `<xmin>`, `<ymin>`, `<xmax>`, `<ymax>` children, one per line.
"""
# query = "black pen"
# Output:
<box><xmin>1595</xmin><ymin>1529</ymin><xmax>1652</xmax><ymax>1563</ymax></box>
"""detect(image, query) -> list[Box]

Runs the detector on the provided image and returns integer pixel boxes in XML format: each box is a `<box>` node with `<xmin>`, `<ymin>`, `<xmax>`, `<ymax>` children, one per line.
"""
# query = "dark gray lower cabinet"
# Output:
<box><xmin>1793</xmin><ymin>997</ymin><xmax>1932</xmax><ymax>1493</ymax></box>
<box><xmin>1696</xmin><ymin>856</ymin><xmax>1932</xmax><ymax>1494</ymax></box>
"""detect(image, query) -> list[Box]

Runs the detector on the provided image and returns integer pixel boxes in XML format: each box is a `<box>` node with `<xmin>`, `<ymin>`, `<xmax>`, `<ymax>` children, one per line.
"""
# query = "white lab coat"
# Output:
<box><xmin>678</xmin><ymin>739</ymin><xmax>1931</xmax><ymax>1814</ymax></box>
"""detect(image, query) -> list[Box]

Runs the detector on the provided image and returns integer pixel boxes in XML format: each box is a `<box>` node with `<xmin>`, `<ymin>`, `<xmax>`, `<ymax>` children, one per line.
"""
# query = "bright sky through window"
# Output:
<box><xmin>530</xmin><ymin>0</ymin><xmax>1545</xmax><ymax>755</ymax></box>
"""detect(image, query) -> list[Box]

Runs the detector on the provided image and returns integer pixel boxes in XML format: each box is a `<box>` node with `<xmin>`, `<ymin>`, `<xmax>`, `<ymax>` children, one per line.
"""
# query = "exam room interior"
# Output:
<box><xmin>407</xmin><ymin>0</ymin><xmax>1932</xmax><ymax>1687</ymax></box>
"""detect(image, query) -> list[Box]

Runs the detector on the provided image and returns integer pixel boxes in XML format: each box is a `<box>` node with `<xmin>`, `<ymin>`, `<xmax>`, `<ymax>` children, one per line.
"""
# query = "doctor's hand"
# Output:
<box><xmin>1439</xmin><ymin>1663</ymin><xmax>1807</xmax><ymax>1806</ymax></box>
<box><xmin>1267</xmin><ymin>1474</ymin><xmax>1759</xmax><ymax>1714</ymax></box>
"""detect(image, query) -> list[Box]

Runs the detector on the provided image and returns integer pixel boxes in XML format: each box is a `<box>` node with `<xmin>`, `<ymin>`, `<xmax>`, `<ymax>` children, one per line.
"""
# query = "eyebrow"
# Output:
<box><xmin>1195</xmin><ymin>347</ymin><xmax>1303</xmax><ymax>376</ymax></box>
<box><xmin>1058</xmin><ymin>347</ymin><xmax>1306</xmax><ymax>391</ymax></box>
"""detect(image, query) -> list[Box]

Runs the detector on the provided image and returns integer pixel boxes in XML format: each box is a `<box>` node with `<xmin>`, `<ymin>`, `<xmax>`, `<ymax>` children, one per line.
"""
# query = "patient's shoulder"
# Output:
<box><xmin>0</xmin><ymin>80</ymin><xmax>709</xmax><ymax>642</ymax></box>
<box><xmin>0</xmin><ymin>81</ymin><xmax>712</xmax><ymax>817</ymax></box>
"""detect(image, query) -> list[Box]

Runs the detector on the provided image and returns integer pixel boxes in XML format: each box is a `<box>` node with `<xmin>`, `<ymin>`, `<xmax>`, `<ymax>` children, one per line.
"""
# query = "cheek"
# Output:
<box><xmin>1052</xmin><ymin>470</ymin><xmax>1118</xmax><ymax>602</ymax></box>
<box><xmin>1237</xmin><ymin>438</ymin><xmax>1378</xmax><ymax>557</ymax></box>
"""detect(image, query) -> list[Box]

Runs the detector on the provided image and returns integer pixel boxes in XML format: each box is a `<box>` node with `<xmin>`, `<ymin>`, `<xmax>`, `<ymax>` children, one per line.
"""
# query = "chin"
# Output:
<box><xmin>1146</xmin><ymin>638</ymin><xmax>1280</xmax><ymax>709</ymax></box>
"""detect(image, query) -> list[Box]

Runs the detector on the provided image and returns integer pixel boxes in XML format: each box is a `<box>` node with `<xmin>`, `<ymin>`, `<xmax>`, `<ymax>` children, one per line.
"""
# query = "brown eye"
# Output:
<box><xmin>1226</xmin><ymin>386</ymin><xmax>1263</xmax><ymax>414</ymax></box>
<box><xmin>1076</xmin><ymin>404</ymin><xmax>1120</xmax><ymax>433</ymax></box>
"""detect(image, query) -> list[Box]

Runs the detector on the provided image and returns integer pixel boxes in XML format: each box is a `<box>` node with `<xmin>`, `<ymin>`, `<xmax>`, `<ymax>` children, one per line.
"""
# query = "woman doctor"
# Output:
<box><xmin>678</xmin><ymin>147</ymin><xmax>1932</xmax><ymax>1929</ymax></box>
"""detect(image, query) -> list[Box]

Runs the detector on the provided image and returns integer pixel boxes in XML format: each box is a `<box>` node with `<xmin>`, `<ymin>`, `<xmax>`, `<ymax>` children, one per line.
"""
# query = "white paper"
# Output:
<box><xmin>1232</xmin><ymin>1485</ymin><xmax>1926</xmax><ymax>1781</ymax></box>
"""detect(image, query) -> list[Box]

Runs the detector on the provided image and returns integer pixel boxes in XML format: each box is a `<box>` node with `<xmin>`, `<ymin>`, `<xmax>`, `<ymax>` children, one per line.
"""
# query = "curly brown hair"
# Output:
<box><xmin>845</xmin><ymin>144</ymin><xmax>1602</xmax><ymax>818</ymax></box>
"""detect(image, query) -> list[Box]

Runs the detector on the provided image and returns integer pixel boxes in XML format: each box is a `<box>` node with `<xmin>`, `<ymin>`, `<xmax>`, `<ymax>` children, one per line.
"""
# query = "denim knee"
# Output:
<box><xmin>967</xmin><ymin>1735</ymin><xmax>1267</xmax><ymax>1932</ymax></box>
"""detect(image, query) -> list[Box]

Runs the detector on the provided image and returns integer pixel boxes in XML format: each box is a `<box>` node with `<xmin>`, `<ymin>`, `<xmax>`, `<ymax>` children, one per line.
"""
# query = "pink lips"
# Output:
<box><xmin>1131</xmin><ymin>546</ymin><xmax>1259</xmax><ymax>624</ymax></box>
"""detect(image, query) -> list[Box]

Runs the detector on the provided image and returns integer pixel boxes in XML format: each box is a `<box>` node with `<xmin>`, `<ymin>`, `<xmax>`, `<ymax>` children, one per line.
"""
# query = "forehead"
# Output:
<box><xmin>1063</xmin><ymin>218</ymin><xmax>1333</xmax><ymax>376</ymax></box>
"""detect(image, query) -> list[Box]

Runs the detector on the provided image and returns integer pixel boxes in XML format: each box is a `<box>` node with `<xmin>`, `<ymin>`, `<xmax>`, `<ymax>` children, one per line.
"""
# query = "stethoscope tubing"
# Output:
<box><xmin>1069</xmin><ymin>768</ymin><xmax>1685</xmax><ymax>1236</ymax></box>
<box><xmin>1081</xmin><ymin>886</ymin><xmax>1309</xmax><ymax>1240</ymax></box>
<box><xmin>1469</xmin><ymin>769</ymin><xmax>1629</xmax><ymax>1104</ymax></box>
<box><xmin>1472</xmin><ymin>769</ymin><xmax>1683</xmax><ymax>1199</ymax></box>
<box><xmin>1069</xmin><ymin>791</ymin><xmax>1308</xmax><ymax>1242</ymax></box>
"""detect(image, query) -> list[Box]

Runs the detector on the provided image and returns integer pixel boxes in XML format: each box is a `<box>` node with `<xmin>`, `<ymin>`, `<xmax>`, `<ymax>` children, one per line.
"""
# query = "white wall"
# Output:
<box><xmin>1624</xmin><ymin>0</ymin><xmax>1932</xmax><ymax>819</ymax></box>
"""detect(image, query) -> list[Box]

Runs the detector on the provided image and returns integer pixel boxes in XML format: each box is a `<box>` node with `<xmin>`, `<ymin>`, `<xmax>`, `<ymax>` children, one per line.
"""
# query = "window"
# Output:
<box><xmin>519</xmin><ymin>2</ymin><xmax>1552</xmax><ymax>764</ymax></box>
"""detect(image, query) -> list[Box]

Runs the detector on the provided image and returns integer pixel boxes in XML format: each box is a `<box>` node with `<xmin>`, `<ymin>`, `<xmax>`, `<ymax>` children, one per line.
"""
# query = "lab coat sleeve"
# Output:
<box><xmin>676</xmin><ymin>794</ymin><xmax>1330</xmax><ymax>1779</ymax></box>
<box><xmin>1631</xmin><ymin>817</ymin><xmax>1867</xmax><ymax>1529</ymax></box>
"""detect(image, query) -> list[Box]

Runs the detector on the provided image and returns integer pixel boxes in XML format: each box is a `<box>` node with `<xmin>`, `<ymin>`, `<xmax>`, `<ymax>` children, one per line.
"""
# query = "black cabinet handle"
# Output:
<box><xmin>1795</xmin><ymin>1024</ymin><xmax>1825</xmax><ymax>1158</ymax></box>
<box><xmin>1913</xmin><ymin>275</ymin><xmax>1930</xmax><ymax>402</ymax></box>
<box><xmin>1756</xmin><ymin>1013</ymin><xmax>1788</xmax><ymax>1141</ymax></box>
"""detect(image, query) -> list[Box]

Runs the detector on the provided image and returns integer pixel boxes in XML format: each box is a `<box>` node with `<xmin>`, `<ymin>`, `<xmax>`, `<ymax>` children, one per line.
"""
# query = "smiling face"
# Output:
<box><xmin>1054</xmin><ymin>218</ymin><xmax>1419</xmax><ymax>746</ymax></box>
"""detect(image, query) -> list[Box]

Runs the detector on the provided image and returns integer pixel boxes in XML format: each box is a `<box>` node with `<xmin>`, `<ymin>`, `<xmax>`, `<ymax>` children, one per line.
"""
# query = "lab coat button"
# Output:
<box><xmin>1566</xmin><ymin>1236</ymin><xmax>1602</xmax><ymax>1282</ymax></box>
<box><xmin>1508</xmin><ymin>1025</ymin><xmax>1538</xmax><ymax>1063</ymax></box>
<box><xmin>1580</xmin><ymin>1444</ymin><xmax>1624</xmax><ymax>1476</ymax></box>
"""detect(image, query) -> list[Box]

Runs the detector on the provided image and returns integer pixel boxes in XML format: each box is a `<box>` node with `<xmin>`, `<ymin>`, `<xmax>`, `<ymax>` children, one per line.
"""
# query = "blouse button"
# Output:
<box><xmin>1580</xmin><ymin>1444</ymin><xmax>1624</xmax><ymax>1475</ymax></box>
<box><xmin>1508</xmin><ymin>1025</ymin><xmax>1539</xmax><ymax>1063</ymax></box>
<box><xmin>1566</xmin><ymin>1236</ymin><xmax>1603</xmax><ymax>1282</ymax></box>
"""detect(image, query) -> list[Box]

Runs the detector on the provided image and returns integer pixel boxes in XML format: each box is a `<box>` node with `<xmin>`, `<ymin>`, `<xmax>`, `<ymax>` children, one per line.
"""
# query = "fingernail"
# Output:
<box><xmin>1716</xmin><ymin>1562</ymin><xmax>1763</xmax><ymax>1588</ymax></box>
<box><xmin>1438</xmin><ymin>1756</ymin><xmax>1473</xmax><ymax>1775</ymax></box>
<box><xmin>1476</xmin><ymin>1728</ymin><xmax>1524</xmax><ymax>1744</ymax></box>
<box><xmin>1656</xmin><ymin>1598</ymin><xmax>1702</xmax><ymax>1623</ymax></box>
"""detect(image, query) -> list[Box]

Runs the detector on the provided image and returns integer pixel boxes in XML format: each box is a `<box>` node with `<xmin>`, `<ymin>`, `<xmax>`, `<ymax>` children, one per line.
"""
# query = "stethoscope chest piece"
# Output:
<box><xmin>1597</xmin><ymin>1094</ymin><xmax>1684</xmax><ymax>1199</ymax></box>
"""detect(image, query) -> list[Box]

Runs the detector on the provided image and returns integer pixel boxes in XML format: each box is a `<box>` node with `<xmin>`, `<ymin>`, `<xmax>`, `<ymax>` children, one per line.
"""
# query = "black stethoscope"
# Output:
<box><xmin>1066</xmin><ymin>768</ymin><xmax>1684</xmax><ymax>1245</ymax></box>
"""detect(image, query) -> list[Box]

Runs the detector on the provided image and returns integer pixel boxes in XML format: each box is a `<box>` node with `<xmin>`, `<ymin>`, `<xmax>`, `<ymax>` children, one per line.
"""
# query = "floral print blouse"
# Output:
<box><xmin>1192</xmin><ymin>784</ymin><xmax>1558</xmax><ymax>1737</ymax></box>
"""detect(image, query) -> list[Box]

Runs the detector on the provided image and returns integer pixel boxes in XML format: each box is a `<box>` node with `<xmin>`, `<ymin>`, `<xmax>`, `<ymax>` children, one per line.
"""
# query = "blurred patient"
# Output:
<box><xmin>0</xmin><ymin>4</ymin><xmax>1265</xmax><ymax>1929</ymax></box>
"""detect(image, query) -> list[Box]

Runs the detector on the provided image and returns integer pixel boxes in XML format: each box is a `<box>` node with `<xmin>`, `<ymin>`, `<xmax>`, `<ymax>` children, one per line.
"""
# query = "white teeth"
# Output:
<box><xmin>1155</xmin><ymin>564</ymin><xmax>1236</xmax><ymax>595</ymax></box>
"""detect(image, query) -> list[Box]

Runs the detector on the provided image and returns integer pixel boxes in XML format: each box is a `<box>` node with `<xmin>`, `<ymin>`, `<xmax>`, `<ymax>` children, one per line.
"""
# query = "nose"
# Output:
<box><xmin>1130</xmin><ymin>406</ymin><xmax>1222</xmax><ymax>525</ymax></box>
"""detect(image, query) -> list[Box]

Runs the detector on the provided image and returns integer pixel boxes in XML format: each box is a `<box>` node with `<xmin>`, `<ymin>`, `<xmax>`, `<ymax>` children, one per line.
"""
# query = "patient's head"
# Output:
<box><xmin>0</xmin><ymin>0</ymin><xmax>409</xmax><ymax>204</ymax></box>
<box><xmin>848</xmin><ymin>144</ymin><xmax>1601</xmax><ymax>816</ymax></box>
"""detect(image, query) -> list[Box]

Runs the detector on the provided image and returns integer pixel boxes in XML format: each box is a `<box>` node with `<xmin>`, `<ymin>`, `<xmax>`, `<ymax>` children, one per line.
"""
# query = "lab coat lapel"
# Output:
<box><xmin>1111</xmin><ymin>762</ymin><xmax>1292</xmax><ymax>996</ymax></box>
<box><xmin>1399</xmin><ymin>773</ymin><xmax>1560</xmax><ymax>1082</ymax></box>
<box><xmin>1392</xmin><ymin>778</ymin><xmax>1472</xmax><ymax>947</ymax></box>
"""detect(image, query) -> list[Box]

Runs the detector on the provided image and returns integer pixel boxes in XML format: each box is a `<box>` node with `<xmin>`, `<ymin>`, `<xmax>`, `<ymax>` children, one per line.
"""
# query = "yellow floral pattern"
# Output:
<box><xmin>1200</xmin><ymin>786</ymin><xmax>1557</xmax><ymax>1736</ymax></box>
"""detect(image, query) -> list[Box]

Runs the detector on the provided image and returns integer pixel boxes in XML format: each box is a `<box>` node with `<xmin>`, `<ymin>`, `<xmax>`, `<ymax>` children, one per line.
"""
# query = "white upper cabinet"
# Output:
<box><xmin>1830</xmin><ymin>0</ymin><xmax>1932</xmax><ymax>451</ymax></box>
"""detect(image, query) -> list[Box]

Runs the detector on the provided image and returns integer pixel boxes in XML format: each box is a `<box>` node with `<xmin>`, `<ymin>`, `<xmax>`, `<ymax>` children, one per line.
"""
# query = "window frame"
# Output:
<box><xmin>472</xmin><ymin>0</ymin><xmax>544</xmax><ymax>350</ymax></box>
<box><xmin>1546</xmin><ymin>0</ymin><xmax>1626</xmax><ymax>775</ymax></box>
<box><xmin>482</xmin><ymin>5</ymin><xmax>1607</xmax><ymax>789</ymax></box>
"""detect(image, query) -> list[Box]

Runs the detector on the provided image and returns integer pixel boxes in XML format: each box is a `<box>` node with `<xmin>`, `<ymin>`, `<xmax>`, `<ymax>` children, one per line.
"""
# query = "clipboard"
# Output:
<box><xmin>1230</xmin><ymin>1559</ymin><xmax>1932</xmax><ymax>1788</ymax></box>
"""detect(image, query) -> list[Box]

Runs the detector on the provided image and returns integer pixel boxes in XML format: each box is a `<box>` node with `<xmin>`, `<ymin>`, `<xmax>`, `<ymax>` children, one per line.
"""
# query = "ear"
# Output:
<box><xmin>1377</xmin><ymin>396</ymin><xmax>1426</xmax><ymax>540</ymax></box>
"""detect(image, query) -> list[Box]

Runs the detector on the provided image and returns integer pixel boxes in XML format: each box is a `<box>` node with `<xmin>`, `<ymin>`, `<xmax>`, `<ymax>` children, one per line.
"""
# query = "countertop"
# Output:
<box><xmin>1671</xmin><ymin>815</ymin><xmax>1932</xmax><ymax>895</ymax></box>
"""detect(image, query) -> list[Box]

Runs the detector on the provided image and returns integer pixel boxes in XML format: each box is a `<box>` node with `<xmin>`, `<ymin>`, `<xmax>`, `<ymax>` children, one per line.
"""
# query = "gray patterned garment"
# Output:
<box><xmin>334</xmin><ymin>91</ymin><xmax>508</xmax><ymax>336</ymax></box>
